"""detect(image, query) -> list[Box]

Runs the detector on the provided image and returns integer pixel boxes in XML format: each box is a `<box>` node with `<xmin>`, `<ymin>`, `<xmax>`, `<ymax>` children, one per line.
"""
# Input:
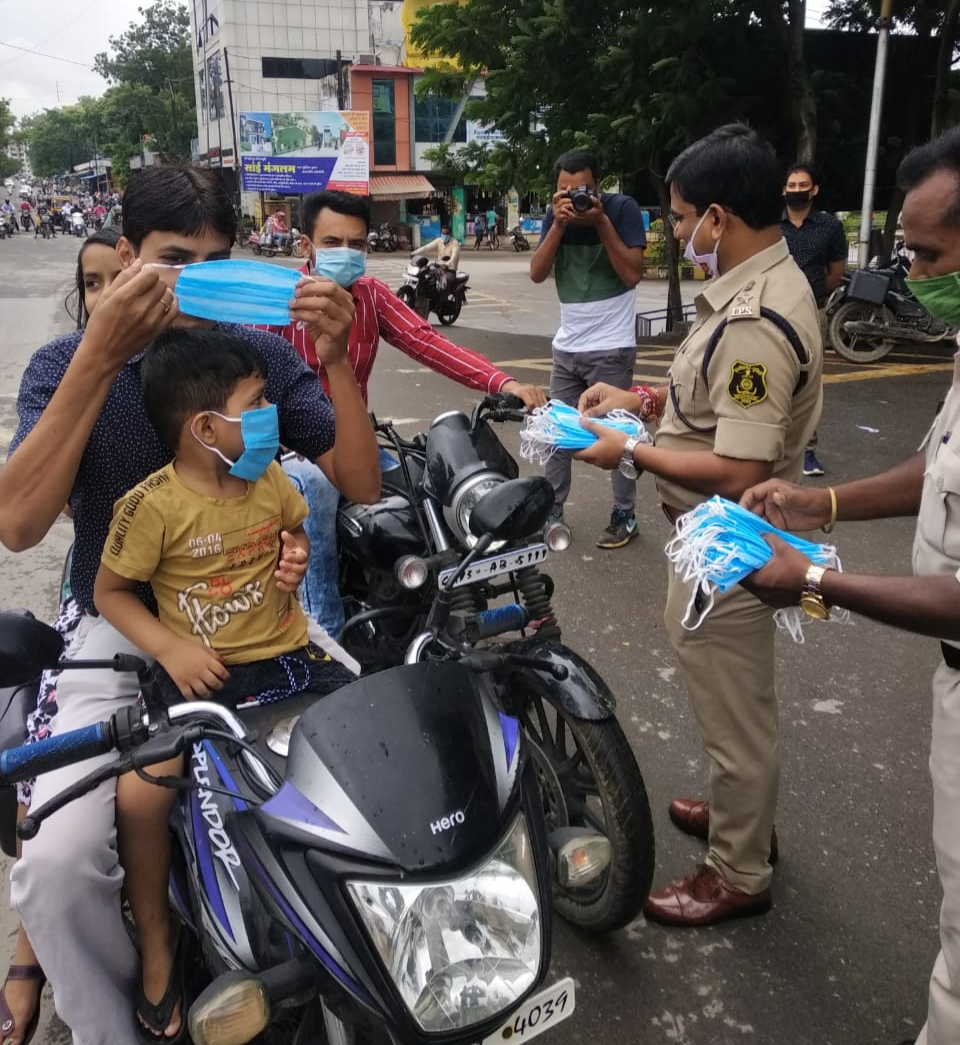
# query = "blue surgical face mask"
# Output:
<box><xmin>194</xmin><ymin>403</ymin><xmax>280</xmax><ymax>482</ymax></box>
<box><xmin>171</xmin><ymin>260</ymin><xmax>302</xmax><ymax>325</ymax></box>
<box><xmin>310</xmin><ymin>246</ymin><xmax>367</xmax><ymax>287</ymax></box>
<box><xmin>442</xmin><ymin>233</ymin><xmax>451</xmax><ymax>243</ymax></box>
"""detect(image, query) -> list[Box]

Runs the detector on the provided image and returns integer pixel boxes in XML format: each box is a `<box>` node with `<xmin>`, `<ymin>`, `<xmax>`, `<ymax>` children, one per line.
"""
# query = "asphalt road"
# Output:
<box><xmin>0</xmin><ymin>230</ymin><xmax>951</xmax><ymax>1045</ymax></box>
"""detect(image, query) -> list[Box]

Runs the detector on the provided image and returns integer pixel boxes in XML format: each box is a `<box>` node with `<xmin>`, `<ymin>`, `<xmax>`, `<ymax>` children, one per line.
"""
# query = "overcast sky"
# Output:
<box><xmin>1</xmin><ymin>0</ymin><xmax>835</xmax><ymax>122</ymax></box>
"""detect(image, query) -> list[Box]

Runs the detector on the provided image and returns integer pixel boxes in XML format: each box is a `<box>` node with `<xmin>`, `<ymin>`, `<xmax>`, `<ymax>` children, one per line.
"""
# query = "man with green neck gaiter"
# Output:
<box><xmin>740</xmin><ymin>125</ymin><xmax>960</xmax><ymax>1045</ymax></box>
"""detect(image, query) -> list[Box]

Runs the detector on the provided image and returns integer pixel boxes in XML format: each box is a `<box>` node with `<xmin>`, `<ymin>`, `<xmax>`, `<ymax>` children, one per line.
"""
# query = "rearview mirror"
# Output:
<box><xmin>0</xmin><ymin>613</ymin><xmax>64</xmax><ymax>686</ymax></box>
<box><xmin>470</xmin><ymin>477</ymin><xmax>555</xmax><ymax>541</ymax></box>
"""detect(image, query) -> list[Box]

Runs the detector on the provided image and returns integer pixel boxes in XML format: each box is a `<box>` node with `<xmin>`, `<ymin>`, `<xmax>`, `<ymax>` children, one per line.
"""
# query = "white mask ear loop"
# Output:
<box><xmin>190</xmin><ymin>420</ymin><xmax>236</xmax><ymax>469</ymax></box>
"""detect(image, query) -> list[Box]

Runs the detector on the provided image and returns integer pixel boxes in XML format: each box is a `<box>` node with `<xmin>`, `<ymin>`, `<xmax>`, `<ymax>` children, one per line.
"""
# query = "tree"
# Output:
<box><xmin>0</xmin><ymin>99</ymin><xmax>18</xmax><ymax>181</ymax></box>
<box><xmin>94</xmin><ymin>0</ymin><xmax>196</xmax><ymax>162</ymax></box>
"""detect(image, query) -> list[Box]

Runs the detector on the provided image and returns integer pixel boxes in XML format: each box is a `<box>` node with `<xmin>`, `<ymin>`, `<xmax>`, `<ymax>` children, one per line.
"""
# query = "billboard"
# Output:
<box><xmin>239</xmin><ymin>111</ymin><xmax>369</xmax><ymax>194</ymax></box>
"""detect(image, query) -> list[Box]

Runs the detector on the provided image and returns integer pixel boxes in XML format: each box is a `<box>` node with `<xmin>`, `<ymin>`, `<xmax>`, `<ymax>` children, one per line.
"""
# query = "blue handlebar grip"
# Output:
<box><xmin>0</xmin><ymin>723</ymin><xmax>110</xmax><ymax>784</ymax></box>
<box><xmin>474</xmin><ymin>604</ymin><xmax>529</xmax><ymax>640</ymax></box>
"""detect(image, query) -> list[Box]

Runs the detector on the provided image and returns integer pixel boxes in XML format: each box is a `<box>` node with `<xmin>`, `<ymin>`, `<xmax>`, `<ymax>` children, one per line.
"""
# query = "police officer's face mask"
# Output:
<box><xmin>905</xmin><ymin>271</ymin><xmax>960</xmax><ymax>328</ymax></box>
<box><xmin>683</xmin><ymin>209</ymin><xmax>722</xmax><ymax>279</ymax></box>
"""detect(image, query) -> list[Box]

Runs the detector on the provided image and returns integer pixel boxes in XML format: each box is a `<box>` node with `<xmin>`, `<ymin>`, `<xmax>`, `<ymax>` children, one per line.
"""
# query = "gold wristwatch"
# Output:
<box><xmin>799</xmin><ymin>564</ymin><xmax>830</xmax><ymax>620</ymax></box>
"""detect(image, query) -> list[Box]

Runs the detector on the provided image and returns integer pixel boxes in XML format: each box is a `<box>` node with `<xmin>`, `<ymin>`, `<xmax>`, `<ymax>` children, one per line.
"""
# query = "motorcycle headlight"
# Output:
<box><xmin>346</xmin><ymin>816</ymin><xmax>542</xmax><ymax>1034</ymax></box>
<box><xmin>444</xmin><ymin>474</ymin><xmax>504</xmax><ymax>549</ymax></box>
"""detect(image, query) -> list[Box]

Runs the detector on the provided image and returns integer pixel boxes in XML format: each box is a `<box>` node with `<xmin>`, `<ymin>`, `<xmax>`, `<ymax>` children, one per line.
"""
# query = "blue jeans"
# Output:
<box><xmin>282</xmin><ymin>456</ymin><xmax>344</xmax><ymax>637</ymax></box>
<box><xmin>282</xmin><ymin>451</ymin><xmax>393</xmax><ymax>639</ymax></box>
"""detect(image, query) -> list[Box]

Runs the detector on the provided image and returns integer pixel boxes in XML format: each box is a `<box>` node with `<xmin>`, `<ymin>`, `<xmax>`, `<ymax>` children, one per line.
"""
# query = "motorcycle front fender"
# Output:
<box><xmin>501</xmin><ymin>638</ymin><xmax>616</xmax><ymax>721</ymax></box>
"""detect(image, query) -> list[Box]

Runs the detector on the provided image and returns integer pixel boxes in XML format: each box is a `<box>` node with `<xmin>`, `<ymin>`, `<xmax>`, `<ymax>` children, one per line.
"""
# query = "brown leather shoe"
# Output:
<box><xmin>643</xmin><ymin>864</ymin><xmax>772</xmax><ymax>927</ymax></box>
<box><xmin>668</xmin><ymin>797</ymin><xmax>779</xmax><ymax>864</ymax></box>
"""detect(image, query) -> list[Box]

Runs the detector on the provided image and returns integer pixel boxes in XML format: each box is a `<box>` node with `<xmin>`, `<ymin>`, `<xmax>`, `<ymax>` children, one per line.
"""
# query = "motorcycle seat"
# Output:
<box><xmin>453</xmin><ymin>273</ymin><xmax>470</xmax><ymax>286</ymax></box>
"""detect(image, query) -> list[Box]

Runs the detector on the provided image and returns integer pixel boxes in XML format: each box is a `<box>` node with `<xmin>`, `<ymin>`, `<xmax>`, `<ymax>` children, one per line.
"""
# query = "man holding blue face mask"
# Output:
<box><xmin>0</xmin><ymin>164</ymin><xmax>380</xmax><ymax>1045</ymax></box>
<box><xmin>261</xmin><ymin>190</ymin><xmax>545</xmax><ymax>637</ymax></box>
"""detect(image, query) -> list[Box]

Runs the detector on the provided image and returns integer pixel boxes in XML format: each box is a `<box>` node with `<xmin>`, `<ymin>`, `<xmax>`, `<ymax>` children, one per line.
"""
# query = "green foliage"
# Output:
<box><xmin>0</xmin><ymin>99</ymin><xmax>18</xmax><ymax>181</ymax></box>
<box><xmin>23</xmin><ymin>0</ymin><xmax>195</xmax><ymax>181</ymax></box>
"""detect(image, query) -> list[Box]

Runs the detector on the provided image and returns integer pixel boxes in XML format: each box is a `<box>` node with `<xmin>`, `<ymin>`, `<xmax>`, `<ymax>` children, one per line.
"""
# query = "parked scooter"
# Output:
<box><xmin>396</xmin><ymin>255</ymin><xmax>469</xmax><ymax>326</ymax></box>
<box><xmin>367</xmin><ymin>222</ymin><xmax>398</xmax><ymax>253</ymax></box>
<box><xmin>0</xmin><ymin>578</ymin><xmax>591</xmax><ymax>1043</ymax></box>
<box><xmin>825</xmin><ymin>243</ymin><xmax>955</xmax><ymax>363</ymax></box>
<box><xmin>337</xmin><ymin>393</ymin><xmax>656</xmax><ymax>932</ymax></box>
<box><xmin>508</xmin><ymin>224</ymin><xmax>531</xmax><ymax>252</ymax></box>
<box><xmin>247</xmin><ymin>226</ymin><xmax>301</xmax><ymax>259</ymax></box>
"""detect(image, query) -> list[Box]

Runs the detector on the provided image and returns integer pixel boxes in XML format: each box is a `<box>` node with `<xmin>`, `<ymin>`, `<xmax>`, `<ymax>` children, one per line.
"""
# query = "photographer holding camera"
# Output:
<box><xmin>531</xmin><ymin>150</ymin><xmax>646</xmax><ymax>547</ymax></box>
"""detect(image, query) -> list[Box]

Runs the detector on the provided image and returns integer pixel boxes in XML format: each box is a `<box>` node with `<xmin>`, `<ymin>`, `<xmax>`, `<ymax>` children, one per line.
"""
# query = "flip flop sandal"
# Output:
<box><xmin>0</xmin><ymin>964</ymin><xmax>46</xmax><ymax>1045</ymax></box>
<box><xmin>134</xmin><ymin>934</ymin><xmax>186</xmax><ymax>1045</ymax></box>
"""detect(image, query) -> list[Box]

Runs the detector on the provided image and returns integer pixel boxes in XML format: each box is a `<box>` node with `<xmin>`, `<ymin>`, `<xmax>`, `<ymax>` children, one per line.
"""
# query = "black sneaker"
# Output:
<box><xmin>596</xmin><ymin>509</ymin><xmax>638</xmax><ymax>549</ymax></box>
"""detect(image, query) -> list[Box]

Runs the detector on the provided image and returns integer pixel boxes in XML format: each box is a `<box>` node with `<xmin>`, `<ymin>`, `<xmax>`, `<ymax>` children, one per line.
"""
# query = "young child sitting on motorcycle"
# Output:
<box><xmin>0</xmin><ymin>227</ymin><xmax>125</xmax><ymax>1045</ymax></box>
<box><xmin>92</xmin><ymin>327</ymin><xmax>355</xmax><ymax>1044</ymax></box>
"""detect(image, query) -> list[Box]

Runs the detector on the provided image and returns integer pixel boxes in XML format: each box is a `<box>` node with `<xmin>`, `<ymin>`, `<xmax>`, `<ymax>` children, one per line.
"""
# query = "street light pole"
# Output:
<box><xmin>857</xmin><ymin>0</ymin><xmax>895</xmax><ymax>267</ymax></box>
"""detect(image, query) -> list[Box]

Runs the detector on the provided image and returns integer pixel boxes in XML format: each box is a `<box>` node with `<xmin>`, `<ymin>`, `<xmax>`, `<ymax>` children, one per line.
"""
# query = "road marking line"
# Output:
<box><xmin>822</xmin><ymin>362</ymin><xmax>954</xmax><ymax>383</ymax></box>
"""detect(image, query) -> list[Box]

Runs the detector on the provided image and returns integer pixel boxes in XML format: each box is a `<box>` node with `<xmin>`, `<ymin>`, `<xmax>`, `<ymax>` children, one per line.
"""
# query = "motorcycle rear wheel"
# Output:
<box><xmin>829</xmin><ymin>300</ymin><xmax>897</xmax><ymax>363</ymax></box>
<box><xmin>515</xmin><ymin>678</ymin><xmax>654</xmax><ymax>932</ymax></box>
<box><xmin>396</xmin><ymin>286</ymin><xmax>416</xmax><ymax>308</ymax></box>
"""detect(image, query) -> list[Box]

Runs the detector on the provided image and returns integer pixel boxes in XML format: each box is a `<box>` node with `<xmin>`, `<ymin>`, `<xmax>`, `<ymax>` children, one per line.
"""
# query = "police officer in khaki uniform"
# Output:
<box><xmin>741</xmin><ymin>128</ymin><xmax>960</xmax><ymax>1045</ymax></box>
<box><xmin>576</xmin><ymin>124</ymin><xmax>823</xmax><ymax>927</ymax></box>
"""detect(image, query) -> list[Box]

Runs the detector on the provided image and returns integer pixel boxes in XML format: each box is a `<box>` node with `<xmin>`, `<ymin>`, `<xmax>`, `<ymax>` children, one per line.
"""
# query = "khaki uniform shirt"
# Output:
<box><xmin>914</xmin><ymin>346</ymin><xmax>960</xmax><ymax>582</ymax></box>
<box><xmin>656</xmin><ymin>239</ymin><xmax>824</xmax><ymax>511</ymax></box>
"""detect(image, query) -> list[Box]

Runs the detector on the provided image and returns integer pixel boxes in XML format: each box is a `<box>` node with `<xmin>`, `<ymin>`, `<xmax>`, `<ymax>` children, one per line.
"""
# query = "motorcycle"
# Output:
<box><xmin>336</xmin><ymin>393</ymin><xmax>656</xmax><ymax>932</ymax></box>
<box><xmin>367</xmin><ymin>223</ymin><xmax>398</xmax><ymax>253</ymax></box>
<box><xmin>37</xmin><ymin>211</ymin><xmax>54</xmax><ymax>239</ymax></box>
<box><xmin>69</xmin><ymin>211</ymin><xmax>87</xmax><ymax>237</ymax></box>
<box><xmin>19</xmin><ymin>212</ymin><xmax>34</xmax><ymax>233</ymax></box>
<box><xmin>825</xmin><ymin>243</ymin><xmax>955</xmax><ymax>363</ymax></box>
<box><xmin>0</xmin><ymin>589</ymin><xmax>593</xmax><ymax>1044</ymax></box>
<box><xmin>397</xmin><ymin>255</ymin><xmax>470</xmax><ymax>326</ymax></box>
<box><xmin>508</xmin><ymin>225</ymin><xmax>531</xmax><ymax>252</ymax></box>
<box><xmin>0</xmin><ymin>213</ymin><xmax>14</xmax><ymax>239</ymax></box>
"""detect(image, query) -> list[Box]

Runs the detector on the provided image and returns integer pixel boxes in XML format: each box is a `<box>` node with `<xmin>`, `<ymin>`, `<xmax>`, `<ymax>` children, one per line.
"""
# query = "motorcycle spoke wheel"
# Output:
<box><xmin>828</xmin><ymin>300</ymin><xmax>897</xmax><ymax>363</ymax></box>
<box><xmin>516</xmin><ymin>684</ymin><xmax>654</xmax><ymax>932</ymax></box>
<box><xmin>436</xmin><ymin>299</ymin><xmax>462</xmax><ymax>326</ymax></box>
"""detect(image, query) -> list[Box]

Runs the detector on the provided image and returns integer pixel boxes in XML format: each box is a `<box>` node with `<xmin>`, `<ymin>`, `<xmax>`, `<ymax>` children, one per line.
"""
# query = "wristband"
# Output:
<box><xmin>630</xmin><ymin>384</ymin><xmax>659</xmax><ymax>422</ymax></box>
<box><xmin>821</xmin><ymin>486</ymin><xmax>837</xmax><ymax>534</ymax></box>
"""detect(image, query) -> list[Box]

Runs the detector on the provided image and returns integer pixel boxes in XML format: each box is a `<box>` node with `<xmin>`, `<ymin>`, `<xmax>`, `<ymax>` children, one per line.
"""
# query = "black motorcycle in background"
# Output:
<box><xmin>336</xmin><ymin>393</ymin><xmax>656</xmax><ymax>932</ymax></box>
<box><xmin>826</xmin><ymin>243</ymin><xmax>955</xmax><ymax>363</ymax></box>
<box><xmin>509</xmin><ymin>225</ymin><xmax>531</xmax><ymax>252</ymax></box>
<box><xmin>367</xmin><ymin>222</ymin><xmax>398</xmax><ymax>253</ymax></box>
<box><xmin>396</xmin><ymin>255</ymin><xmax>470</xmax><ymax>326</ymax></box>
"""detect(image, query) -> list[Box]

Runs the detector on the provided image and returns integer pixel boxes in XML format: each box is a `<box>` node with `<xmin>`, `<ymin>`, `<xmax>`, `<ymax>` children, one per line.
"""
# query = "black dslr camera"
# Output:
<box><xmin>562</xmin><ymin>185</ymin><xmax>597</xmax><ymax>213</ymax></box>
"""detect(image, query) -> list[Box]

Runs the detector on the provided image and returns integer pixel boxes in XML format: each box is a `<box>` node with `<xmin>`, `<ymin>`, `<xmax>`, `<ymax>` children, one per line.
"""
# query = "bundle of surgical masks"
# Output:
<box><xmin>520</xmin><ymin>400</ymin><xmax>652</xmax><ymax>464</ymax></box>
<box><xmin>664</xmin><ymin>495</ymin><xmax>848</xmax><ymax>643</ymax></box>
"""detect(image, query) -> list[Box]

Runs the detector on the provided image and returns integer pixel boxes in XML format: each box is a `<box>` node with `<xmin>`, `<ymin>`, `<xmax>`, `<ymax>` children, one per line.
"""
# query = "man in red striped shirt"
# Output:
<box><xmin>262</xmin><ymin>190</ymin><xmax>545</xmax><ymax>637</ymax></box>
<box><xmin>259</xmin><ymin>191</ymin><xmax>544</xmax><ymax>409</ymax></box>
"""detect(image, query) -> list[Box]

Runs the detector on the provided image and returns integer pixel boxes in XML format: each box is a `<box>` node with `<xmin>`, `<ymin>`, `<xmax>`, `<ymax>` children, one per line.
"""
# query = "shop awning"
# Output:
<box><xmin>369</xmin><ymin>175</ymin><xmax>436</xmax><ymax>201</ymax></box>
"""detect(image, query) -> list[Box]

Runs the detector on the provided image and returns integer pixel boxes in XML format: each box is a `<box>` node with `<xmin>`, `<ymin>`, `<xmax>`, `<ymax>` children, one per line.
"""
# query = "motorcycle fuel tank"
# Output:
<box><xmin>337</xmin><ymin>494</ymin><xmax>424</xmax><ymax>571</ymax></box>
<box><xmin>258</xmin><ymin>662</ymin><xmax>523</xmax><ymax>873</ymax></box>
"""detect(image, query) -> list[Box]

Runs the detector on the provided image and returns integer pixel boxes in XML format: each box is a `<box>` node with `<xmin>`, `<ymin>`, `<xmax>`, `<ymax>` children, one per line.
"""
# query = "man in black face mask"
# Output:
<box><xmin>781</xmin><ymin>163</ymin><xmax>848</xmax><ymax>477</ymax></box>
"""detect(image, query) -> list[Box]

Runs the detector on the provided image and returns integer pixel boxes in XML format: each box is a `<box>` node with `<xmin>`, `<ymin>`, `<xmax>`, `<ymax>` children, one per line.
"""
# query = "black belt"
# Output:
<box><xmin>942</xmin><ymin>642</ymin><xmax>960</xmax><ymax>670</ymax></box>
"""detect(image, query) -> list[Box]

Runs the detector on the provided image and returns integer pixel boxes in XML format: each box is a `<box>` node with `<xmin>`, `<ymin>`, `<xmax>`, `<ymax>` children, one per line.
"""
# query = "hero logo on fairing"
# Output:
<box><xmin>430</xmin><ymin>810</ymin><xmax>465</xmax><ymax>835</ymax></box>
<box><xmin>193</xmin><ymin>743</ymin><xmax>242</xmax><ymax>887</ymax></box>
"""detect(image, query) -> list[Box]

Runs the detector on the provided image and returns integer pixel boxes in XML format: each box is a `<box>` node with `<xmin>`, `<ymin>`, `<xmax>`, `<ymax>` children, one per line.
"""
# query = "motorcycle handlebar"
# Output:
<box><xmin>0</xmin><ymin>721</ymin><xmax>113</xmax><ymax>784</ymax></box>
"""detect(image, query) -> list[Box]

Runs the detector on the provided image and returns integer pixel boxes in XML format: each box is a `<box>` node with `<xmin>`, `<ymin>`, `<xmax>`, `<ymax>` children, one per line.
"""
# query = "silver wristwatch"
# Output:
<box><xmin>619</xmin><ymin>435</ymin><xmax>641</xmax><ymax>480</ymax></box>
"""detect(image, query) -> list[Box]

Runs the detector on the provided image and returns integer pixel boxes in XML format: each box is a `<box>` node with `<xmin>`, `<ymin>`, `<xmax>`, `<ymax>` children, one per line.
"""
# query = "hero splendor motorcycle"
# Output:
<box><xmin>0</xmin><ymin>522</ymin><xmax>598</xmax><ymax>1045</ymax></box>
<box><xmin>336</xmin><ymin>393</ymin><xmax>656</xmax><ymax>933</ymax></box>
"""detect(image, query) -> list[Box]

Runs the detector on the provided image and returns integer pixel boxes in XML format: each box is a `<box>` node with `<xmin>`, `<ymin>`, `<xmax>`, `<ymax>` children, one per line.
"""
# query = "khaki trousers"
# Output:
<box><xmin>917</xmin><ymin>662</ymin><xmax>960</xmax><ymax>1045</ymax></box>
<box><xmin>664</xmin><ymin>561</ymin><xmax>779</xmax><ymax>894</ymax></box>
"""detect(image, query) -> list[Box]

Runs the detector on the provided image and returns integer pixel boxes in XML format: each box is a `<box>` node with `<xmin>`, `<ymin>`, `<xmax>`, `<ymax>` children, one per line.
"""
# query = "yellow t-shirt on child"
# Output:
<box><xmin>101</xmin><ymin>460</ymin><xmax>310</xmax><ymax>664</ymax></box>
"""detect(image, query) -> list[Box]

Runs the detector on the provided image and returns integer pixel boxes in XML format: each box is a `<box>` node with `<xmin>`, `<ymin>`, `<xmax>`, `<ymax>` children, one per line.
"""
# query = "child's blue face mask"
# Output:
<box><xmin>171</xmin><ymin>260</ymin><xmax>302</xmax><ymax>326</ymax></box>
<box><xmin>310</xmin><ymin>246</ymin><xmax>367</xmax><ymax>287</ymax></box>
<box><xmin>194</xmin><ymin>404</ymin><xmax>280</xmax><ymax>482</ymax></box>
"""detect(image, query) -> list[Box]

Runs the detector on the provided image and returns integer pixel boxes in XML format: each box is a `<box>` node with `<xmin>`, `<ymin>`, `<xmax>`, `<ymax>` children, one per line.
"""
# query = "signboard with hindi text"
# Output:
<box><xmin>239</xmin><ymin>111</ymin><xmax>369</xmax><ymax>194</ymax></box>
